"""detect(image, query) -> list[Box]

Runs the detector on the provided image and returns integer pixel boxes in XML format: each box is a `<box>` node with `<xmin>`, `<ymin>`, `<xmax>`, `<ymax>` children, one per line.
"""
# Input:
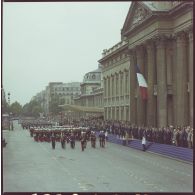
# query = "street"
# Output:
<box><xmin>3</xmin><ymin>120</ymin><xmax>193</xmax><ymax>192</ymax></box>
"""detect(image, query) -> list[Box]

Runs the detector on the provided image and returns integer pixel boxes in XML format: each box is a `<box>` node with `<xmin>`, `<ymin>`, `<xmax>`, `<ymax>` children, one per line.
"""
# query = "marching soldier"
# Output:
<box><xmin>70</xmin><ymin>133</ymin><xmax>75</xmax><ymax>149</ymax></box>
<box><xmin>51</xmin><ymin>133</ymin><xmax>56</xmax><ymax>149</ymax></box>
<box><xmin>99</xmin><ymin>131</ymin><xmax>105</xmax><ymax>148</ymax></box>
<box><xmin>91</xmin><ymin>131</ymin><xmax>96</xmax><ymax>148</ymax></box>
<box><xmin>61</xmin><ymin>133</ymin><xmax>66</xmax><ymax>149</ymax></box>
<box><xmin>81</xmin><ymin>135</ymin><xmax>86</xmax><ymax>151</ymax></box>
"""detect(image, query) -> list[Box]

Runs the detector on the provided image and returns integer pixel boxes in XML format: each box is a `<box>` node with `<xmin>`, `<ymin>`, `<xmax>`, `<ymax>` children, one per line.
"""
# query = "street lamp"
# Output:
<box><xmin>8</xmin><ymin>92</ymin><xmax>10</xmax><ymax>105</ymax></box>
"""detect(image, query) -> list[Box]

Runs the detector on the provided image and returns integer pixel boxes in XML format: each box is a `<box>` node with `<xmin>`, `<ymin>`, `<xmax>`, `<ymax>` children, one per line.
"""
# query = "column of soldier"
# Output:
<box><xmin>20</xmin><ymin>119</ymin><xmax>53</xmax><ymax>129</ymax></box>
<box><xmin>29</xmin><ymin>126</ymin><xmax>106</xmax><ymax>151</ymax></box>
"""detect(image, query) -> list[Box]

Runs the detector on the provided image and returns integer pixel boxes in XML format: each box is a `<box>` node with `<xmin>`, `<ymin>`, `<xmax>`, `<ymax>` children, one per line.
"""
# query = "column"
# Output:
<box><xmin>112</xmin><ymin>75</ymin><xmax>114</xmax><ymax>104</ymax></box>
<box><xmin>126</xmin><ymin>106</ymin><xmax>129</xmax><ymax>122</ymax></box>
<box><xmin>121</xmin><ymin>107</ymin><xmax>124</xmax><ymax>121</ymax></box>
<box><xmin>108</xmin><ymin>76</ymin><xmax>110</xmax><ymax>98</ymax></box>
<box><xmin>172</xmin><ymin>39</ymin><xmax>177</xmax><ymax>126</ymax></box>
<box><xmin>114</xmin><ymin>107</ymin><xmax>116</xmax><ymax>120</ymax></box>
<box><xmin>107</xmin><ymin>107</ymin><xmax>109</xmax><ymax>120</ymax></box>
<box><xmin>146</xmin><ymin>40</ymin><xmax>156</xmax><ymax>127</ymax></box>
<box><xmin>106</xmin><ymin>76</ymin><xmax>109</xmax><ymax>108</ymax></box>
<box><xmin>166</xmin><ymin>42</ymin><xmax>174</xmax><ymax>126</ymax></box>
<box><xmin>156</xmin><ymin>36</ymin><xmax>167</xmax><ymax>127</ymax></box>
<box><xmin>119</xmin><ymin>106</ymin><xmax>121</xmax><ymax>121</ymax></box>
<box><xmin>110</xmin><ymin>75</ymin><xmax>112</xmax><ymax>99</ymax></box>
<box><xmin>120</xmin><ymin>72</ymin><xmax>124</xmax><ymax>106</ymax></box>
<box><xmin>176</xmin><ymin>32</ymin><xmax>188</xmax><ymax>126</ymax></box>
<box><xmin>119</xmin><ymin>72</ymin><xmax>121</xmax><ymax>100</ymax></box>
<box><xmin>104</xmin><ymin>108</ymin><xmax>106</xmax><ymax>120</ymax></box>
<box><xmin>115</xmin><ymin>73</ymin><xmax>118</xmax><ymax>97</ymax></box>
<box><xmin>124</xmin><ymin>106</ymin><xmax>126</xmax><ymax>122</ymax></box>
<box><xmin>123</xmin><ymin>70</ymin><xmax>126</xmax><ymax>97</ymax></box>
<box><xmin>136</xmin><ymin>45</ymin><xmax>146</xmax><ymax>126</ymax></box>
<box><xmin>129</xmin><ymin>50</ymin><xmax>136</xmax><ymax>124</ymax></box>
<box><xmin>120</xmin><ymin>71</ymin><xmax>124</xmax><ymax>96</ymax></box>
<box><xmin>113</xmin><ymin>73</ymin><xmax>116</xmax><ymax>98</ymax></box>
<box><xmin>104</xmin><ymin>77</ymin><xmax>106</xmax><ymax>98</ymax></box>
<box><xmin>125</xmin><ymin>71</ymin><xmax>129</xmax><ymax>113</ymax></box>
<box><xmin>189</xmin><ymin>30</ymin><xmax>193</xmax><ymax>127</ymax></box>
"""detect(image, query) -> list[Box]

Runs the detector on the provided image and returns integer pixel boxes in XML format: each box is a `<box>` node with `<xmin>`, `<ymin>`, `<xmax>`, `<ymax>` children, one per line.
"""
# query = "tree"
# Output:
<box><xmin>32</xmin><ymin>105</ymin><xmax>43</xmax><ymax>117</ymax></box>
<box><xmin>21</xmin><ymin>100</ymin><xmax>43</xmax><ymax>117</ymax></box>
<box><xmin>49</xmin><ymin>95</ymin><xmax>63</xmax><ymax>115</ymax></box>
<box><xmin>9</xmin><ymin>101</ymin><xmax>22</xmax><ymax>116</ymax></box>
<box><xmin>2</xmin><ymin>101</ymin><xmax>9</xmax><ymax>114</ymax></box>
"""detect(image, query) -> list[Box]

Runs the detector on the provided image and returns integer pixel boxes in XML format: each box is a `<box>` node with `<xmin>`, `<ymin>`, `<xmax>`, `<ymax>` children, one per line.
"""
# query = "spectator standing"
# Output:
<box><xmin>105</xmin><ymin>130</ymin><xmax>108</xmax><ymax>141</ymax></box>
<box><xmin>190</xmin><ymin>129</ymin><xmax>193</xmax><ymax>148</ymax></box>
<box><xmin>142</xmin><ymin>135</ymin><xmax>146</xmax><ymax>151</ymax></box>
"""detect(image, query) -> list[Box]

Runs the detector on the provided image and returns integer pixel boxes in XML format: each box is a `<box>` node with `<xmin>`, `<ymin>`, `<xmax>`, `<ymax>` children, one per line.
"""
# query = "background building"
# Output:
<box><xmin>68</xmin><ymin>65</ymin><xmax>104</xmax><ymax>119</ymax></box>
<box><xmin>32</xmin><ymin>82</ymin><xmax>81</xmax><ymax>116</ymax></box>
<box><xmin>99</xmin><ymin>1</ymin><xmax>193</xmax><ymax>127</ymax></box>
<box><xmin>74</xmin><ymin>65</ymin><xmax>102</xmax><ymax>107</ymax></box>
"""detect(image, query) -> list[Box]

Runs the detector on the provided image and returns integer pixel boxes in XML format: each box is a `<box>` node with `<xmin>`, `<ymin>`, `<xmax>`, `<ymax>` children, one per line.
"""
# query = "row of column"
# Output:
<box><xmin>105</xmin><ymin>106</ymin><xmax>129</xmax><ymax>121</ymax></box>
<box><xmin>104</xmin><ymin>70</ymin><xmax>130</xmax><ymax>99</ymax></box>
<box><xmin>129</xmin><ymin>41</ymin><xmax>157</xmax><ymax>127</ymax></box>
<box><xmin>129</xmin><ymin>29</ymin><xmax>193</xmax><ymax>127</ymax></box>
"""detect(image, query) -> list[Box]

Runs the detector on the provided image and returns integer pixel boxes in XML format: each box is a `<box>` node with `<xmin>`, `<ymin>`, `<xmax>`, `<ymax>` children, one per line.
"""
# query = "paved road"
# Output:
<box><xmin>3</xmin><ymin>120</ymin><xmax>193</xmax><ymax>192</ymax></box>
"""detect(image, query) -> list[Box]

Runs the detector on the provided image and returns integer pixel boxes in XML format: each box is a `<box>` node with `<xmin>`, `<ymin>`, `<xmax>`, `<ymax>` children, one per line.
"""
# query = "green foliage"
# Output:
<box><xmin>49</xmin><ymin>95</ymin><xmax>63</xmax><ymax>115</ymax></box>
<box><xmin>9</xmin><ymin>101</ymin><xmax>23</xmax><ymax>116</ymax></box>
<box><xmin>21</xmin><ymin>100</ymin><xmax>43</xmax><ymax>117</ymax></box>
<box><xmin>2</xmin><ymin>101</ymin><xmax>10</xmax><ymax>114</ymax></box>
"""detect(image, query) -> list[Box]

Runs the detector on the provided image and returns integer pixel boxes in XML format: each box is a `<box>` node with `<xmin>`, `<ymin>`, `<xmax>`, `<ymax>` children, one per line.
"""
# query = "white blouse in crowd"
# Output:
<box><xmin>142</xmin><ymin>137</ymin><xmax>146</xmax><ymax>145</ymax></box>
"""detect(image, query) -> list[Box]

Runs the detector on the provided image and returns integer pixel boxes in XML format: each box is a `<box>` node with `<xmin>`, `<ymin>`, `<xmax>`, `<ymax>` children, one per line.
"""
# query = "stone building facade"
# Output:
<box><xmin>99</xmin><ymin>1</ymin><xmax>193</xmax><ymax>128</ymax></box>
<box><xmin>32</xmin><ymin>82</ymin><xmax>81</xmax><ymax>115</ymax></box>
<box><xmin>73</xmin><ymin>66</ymin><xmax>104</xmax><ymax>118</ymax></box>
<box><xmin>74</xmin><ymin>67</ymin><xmax>102</xmax><ymax>107</ymax></box>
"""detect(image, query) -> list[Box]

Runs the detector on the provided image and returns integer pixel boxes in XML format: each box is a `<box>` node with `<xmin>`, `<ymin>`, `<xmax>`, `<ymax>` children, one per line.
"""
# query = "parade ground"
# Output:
<box><xmin>3</xmin><ymin>121</ymin><xmax>193</xmax><ymax>193</ymax></box>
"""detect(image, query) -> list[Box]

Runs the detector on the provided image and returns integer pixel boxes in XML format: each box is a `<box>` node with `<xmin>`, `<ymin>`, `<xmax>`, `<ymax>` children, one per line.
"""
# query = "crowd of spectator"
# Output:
<box><xmin>67</xmin><ymin>117</ymin><xmax>193</xmax><ymax>149</ymax></box>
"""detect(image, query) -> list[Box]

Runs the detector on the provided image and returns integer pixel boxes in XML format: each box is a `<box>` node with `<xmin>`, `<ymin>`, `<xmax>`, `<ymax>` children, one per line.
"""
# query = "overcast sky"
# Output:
<box><xmin>3</xmin><ymin>2</ymin><xmax>131</xmax><ymax>106</ymax></box>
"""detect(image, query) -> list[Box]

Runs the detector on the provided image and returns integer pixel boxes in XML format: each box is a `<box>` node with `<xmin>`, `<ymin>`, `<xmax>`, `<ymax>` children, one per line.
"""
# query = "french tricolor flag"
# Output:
<box><xmin>135</xmin><ymin>64</ymin><xmax>148</xmax><ymax>100</ymax></box>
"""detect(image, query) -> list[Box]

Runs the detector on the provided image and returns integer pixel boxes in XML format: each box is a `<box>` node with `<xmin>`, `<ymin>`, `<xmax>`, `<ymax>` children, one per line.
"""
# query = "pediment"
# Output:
<box><xmin>121</xmin><ymin>2</ymin><xmax>152</xmax><ymax>36</ymax></box>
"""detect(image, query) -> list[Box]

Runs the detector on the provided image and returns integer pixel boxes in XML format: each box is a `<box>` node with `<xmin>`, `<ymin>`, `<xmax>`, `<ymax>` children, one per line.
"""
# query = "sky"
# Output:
<box><xmin>2</xmin><ymin>2</ymin><xmax>131</xmax><ymax>106</ymax></box>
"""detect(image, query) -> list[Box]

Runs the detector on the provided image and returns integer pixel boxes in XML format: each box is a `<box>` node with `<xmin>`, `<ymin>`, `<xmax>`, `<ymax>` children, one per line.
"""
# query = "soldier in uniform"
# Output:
<box><xmin>102</xmin><ymin>131</ymin><xmax>105</xmax><ymax>147</ymax></box>
<box><xmin>51</xmin><ymin>133</ymin><xmax>56</xmax><ymax>149</ymax></box>
<box><xmin>61</xmin><ymin>133</ymin><xmax>66</xmax><ymax>149</ymax></box>
<box><xmin>30</xmin><ymin>127</ymin><xmax>34</xmax><ymax>137</ymax></box>
<box><xmin>90</xmin><ymin>131</ymin><xmax>96</xmax><ymax>148</ymax></box>
<box><xmin>81</xmin><ymin>135</ymin><xmax>86</xmax><ymax>151</ymax></box>
<box><xmin>99</xmin><ymin>131</ymin><xmax>105</xmax><ymax>147</ymax></box>
<box><xmin>70</xmin><ymin>133</ymin><xmax>75</xmax><ymax>149</ymax></box>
